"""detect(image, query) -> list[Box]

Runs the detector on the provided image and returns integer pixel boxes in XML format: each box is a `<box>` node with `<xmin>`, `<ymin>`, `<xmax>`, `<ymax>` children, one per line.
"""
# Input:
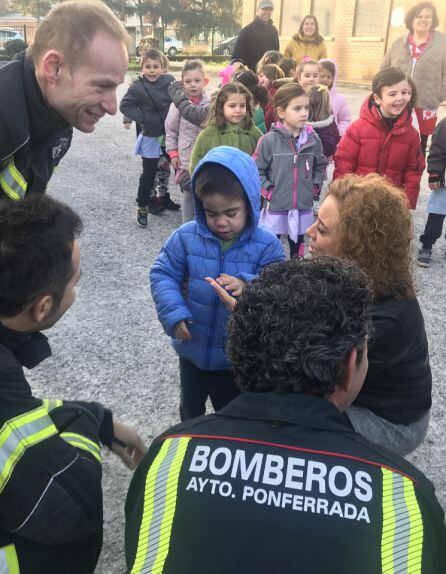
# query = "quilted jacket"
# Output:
<box><xmin>333</xmin><ymin>95</ymin><xmax>425</xmax><ymax>209</ymax></box>
<box><xmin>150</xmin><ymin>146</ymin><xmax>285</xmax><ymax>370</ymax></box>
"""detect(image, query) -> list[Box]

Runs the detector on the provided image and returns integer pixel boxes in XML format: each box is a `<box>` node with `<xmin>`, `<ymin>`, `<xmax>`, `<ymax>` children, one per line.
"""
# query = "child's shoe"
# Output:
<box><xmin>159</xmin><ymin>193</ymin><xmax>181</xmax><ymax>211</ymax></box>
<box><xmin>136</xmin><ymin>207</ymin><xmax>148</xmax><ymax>227</ymax></box>
<box><xmin>147</xmin><ymin>196</ymin><xmax>165</xmax><ymax>215</ymax></box>
<box><xmin>416</xmin><ymin>248</ymin><xmax>432</xmax><ymax>267</ymax></box>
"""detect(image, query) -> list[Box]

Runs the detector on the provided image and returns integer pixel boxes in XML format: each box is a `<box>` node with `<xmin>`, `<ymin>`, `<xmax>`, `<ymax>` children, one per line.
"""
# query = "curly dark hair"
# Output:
<box><xmin>405</xmin><ymin>2</ymin><xmax>439</xmax><ymax>32</ymax></box>
<box><xmin>227</xmin><ymin>257</ymin><xmax>373</xmax><ymax>397</ymax></box>
<box><xmin>0</xmin><ymin>194</ymin><xmax>82</xmax><ymax>317</ymax></box>
<box><xmin>205</xmin><ymin>82</ymin><xmax>254</xmax><ymax>130</ymax></box>
<box><xmin>327</xmin><ymin>174</ymin><xmax>415</xmax><ymax>299</ymax></box>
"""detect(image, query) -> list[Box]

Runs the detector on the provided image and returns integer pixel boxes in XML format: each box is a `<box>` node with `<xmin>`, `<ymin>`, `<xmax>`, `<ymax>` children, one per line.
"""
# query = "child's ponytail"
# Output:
<box><xmin>307</xmin><ymin>84</ymin><xmax>332</xmax><ymax>122</ymax></box>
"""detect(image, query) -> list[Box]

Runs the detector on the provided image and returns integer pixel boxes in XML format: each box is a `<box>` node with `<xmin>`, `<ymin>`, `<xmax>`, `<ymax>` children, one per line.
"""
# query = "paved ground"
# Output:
<box><xmin>27</xmin><ymin>79</ymin><xmax>445</xmax><ymax>573</ymax></box>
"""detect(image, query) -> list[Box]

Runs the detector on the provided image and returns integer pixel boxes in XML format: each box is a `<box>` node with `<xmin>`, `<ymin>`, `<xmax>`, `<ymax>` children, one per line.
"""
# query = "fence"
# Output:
<box><xmin>0</xmin><ymin>21</ymin><xmax>239</xmax><ymax>60</ymax></box>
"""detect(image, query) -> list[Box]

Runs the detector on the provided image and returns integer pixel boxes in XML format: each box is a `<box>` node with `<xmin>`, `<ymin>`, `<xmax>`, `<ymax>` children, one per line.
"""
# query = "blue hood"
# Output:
<box><xmin>191</xmin><ymin>146</ymin><xmax>261</xmax><ymax>238</ymax></box>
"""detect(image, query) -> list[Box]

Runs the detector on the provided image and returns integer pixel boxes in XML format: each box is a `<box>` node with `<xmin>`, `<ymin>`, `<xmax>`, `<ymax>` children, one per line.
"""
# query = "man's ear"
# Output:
<box><xmin>40</xmin><ymin>50</ymin><xmax>65</xmax><ymax>85</ymax></box>
<box><xmin>204</xmin><ymin>77</ymin><xmax>210</xmax><ymax>86</ymax></box>
<box><xmin>340</xmin><ymin>347</ymin><xmax>358</xmax><ymax>394</ymax></box>
<box><xmin>30</xmin><ymin>295</ymin><xmax>54</xmax><ymax>324</ymax></box>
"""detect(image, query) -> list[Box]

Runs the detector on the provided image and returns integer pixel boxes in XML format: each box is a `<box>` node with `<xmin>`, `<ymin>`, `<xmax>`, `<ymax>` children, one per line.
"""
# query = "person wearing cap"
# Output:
<box><xmin>231</xmin><ymin>0</ymin><xmax>280</xmax><ymax>71</ymax></box>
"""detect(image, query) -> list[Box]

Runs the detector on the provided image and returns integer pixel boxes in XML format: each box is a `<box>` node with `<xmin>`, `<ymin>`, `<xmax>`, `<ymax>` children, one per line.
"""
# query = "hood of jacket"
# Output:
<box><xmin>269</xmin><ymin>122</ymin><xmax>316</xmax><ymax>143</ymax></box>
<box><xmin>291</xmin><ymin>32</ymin><xmax>322</xmax><ymax>45</ymax></box>
<box><xmin>191</xmin><ymin>145</ymin><xmax>261</xmax><ymax>238</ymax></box>
<box><xmin>318</xmin><ymin>58</ymin><xmax>339</xmax><ymax>94</ymax></box>
<box><xmin>308</xmin><ymin>115</ymin><xmax>335</xmax><ymax>129</ymax></box>
<box><xmin>359</xmin><ymin>94</ymin><xmax>413</xmax><ymax>133</ymax></box>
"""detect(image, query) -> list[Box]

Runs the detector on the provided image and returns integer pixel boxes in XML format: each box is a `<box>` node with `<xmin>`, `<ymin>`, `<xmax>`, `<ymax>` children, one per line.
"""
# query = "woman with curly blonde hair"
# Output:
<box><xmin>307</xmin><ymin>173</ymin><xmax>431</xmax><ymax>455</ymax></box>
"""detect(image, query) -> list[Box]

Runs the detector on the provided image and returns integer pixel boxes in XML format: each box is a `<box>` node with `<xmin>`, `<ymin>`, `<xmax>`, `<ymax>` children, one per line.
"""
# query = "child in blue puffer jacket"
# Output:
<box><xmin>150</xmin><ymin>146</ymin><xmax>285</xmax><ymax>420</ymax></box>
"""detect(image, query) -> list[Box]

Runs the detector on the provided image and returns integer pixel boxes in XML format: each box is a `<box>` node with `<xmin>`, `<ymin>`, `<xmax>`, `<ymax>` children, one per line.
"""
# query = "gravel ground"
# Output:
<box><xmin>26</xmin><ymin>80</ymin><xmax>446</xmax><ymax>574</ymax></box>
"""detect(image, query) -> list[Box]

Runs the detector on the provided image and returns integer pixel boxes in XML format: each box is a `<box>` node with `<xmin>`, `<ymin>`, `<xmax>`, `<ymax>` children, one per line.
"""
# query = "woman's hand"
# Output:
<box><xmin>205</xmin><ymin>277</ymin><xmax>237</xmax><ymax>312</ymax></box>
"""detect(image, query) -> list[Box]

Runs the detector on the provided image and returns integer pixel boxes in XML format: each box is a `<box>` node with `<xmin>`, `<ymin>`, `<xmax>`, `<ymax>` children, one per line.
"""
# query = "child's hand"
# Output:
<box><xmin>171</xmin><ymin>157</ymin><xmax>180</xmax><ymax>171</ymax></box>
<box><xmin>124</xmin><ymin>122</ymin><xmax>131</xmax><ymax>130</ymax></box>
<box><xmin>174</xmin><ymin>320</ymin><xmax>192</xmax><ymax>340</ymax></box>
<box><xmin>206</xmin><ymin>277</ymin><xmax>236</xmax><ymax>312</ymax></box>
<box><xmin>216</xmin><ymin>274</ymin><xmax>246</xmax><ymax>297</ymax></box>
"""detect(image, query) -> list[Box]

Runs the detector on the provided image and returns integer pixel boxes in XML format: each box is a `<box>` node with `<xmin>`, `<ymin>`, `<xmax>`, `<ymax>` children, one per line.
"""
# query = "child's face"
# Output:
<box><xmin>222</xmin><ymin>93</ymin><xmax>247</xmax><ymax>125</ymax></box>
<box><xmin>373</xmin><ymin>80</ymin><xmax>412</xmax><ymax>119</ymax></box>
<box><xmin>319</xmin><ymin>68</ymin><xmax>333</xmax><ymax>89</ymax></box>
<box><xmin>183</xmin><ymin>68</ymin><xmax>206</xmax><ymax>98</ymax></box>
<box><xmin>258</xmin><ymin>73</ymin><xmax>270</xmax><ymax>88</ymax></box>
<box><xmin>277</xmin><ymin>95</ymin><xmax>309</xmax><ymax>134</ymax></box>
<box><xmin>202</xmin><ymin>193</ymin><xmax>248</xmax><ymax>240</ymax></box>
<box><xmin>141</xmin><ymin>58</ymin><xmax>164</xmax><ymax>82</ymax></box>
<box><xmin>298</xmin><ymin>64</ymin><xmax>320</xmax><ymax>90</ymax></box>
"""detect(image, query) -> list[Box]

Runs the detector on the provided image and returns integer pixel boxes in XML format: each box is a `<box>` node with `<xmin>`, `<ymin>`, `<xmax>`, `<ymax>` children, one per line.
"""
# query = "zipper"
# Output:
<box><xmin>288</xmin><ymin>139</ymin><xmax>299</xmax><ymax>210</ymax></box>
<box><xmin>204</xmin><ymin>245</ymin><xmax>225</xmax><ymax>370</ymax></box>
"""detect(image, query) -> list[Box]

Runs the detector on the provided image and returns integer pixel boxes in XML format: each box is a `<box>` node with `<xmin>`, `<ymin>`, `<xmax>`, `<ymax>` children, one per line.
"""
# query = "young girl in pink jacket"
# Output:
<box><xmin>318</xmin><ymin>59</ymin><xmax>351</xmax><ymax>136</ymax></box>
<box><xmin>165</xmin><ymin>60</ymin><xmax>209</xmax><ymax>222</ymax></box>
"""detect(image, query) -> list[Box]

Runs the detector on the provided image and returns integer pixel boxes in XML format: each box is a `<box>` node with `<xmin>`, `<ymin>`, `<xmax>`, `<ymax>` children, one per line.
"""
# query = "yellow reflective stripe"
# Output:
<box><xmin>0</xmin><ymin>159</ymin><xmax>27</xmax><ymax>201</ymax></box>
<box><xmin>381</xmin><ymin>468</ymin><xmax>423</xmax><ymax>574</ymax></box>
<box><xmin>41</xmin><ymin>398</ymin><xmax>63</xmax><ymax>413</ymax></box>
<box><xmin>0</xmin><ymin>544</ymin><xmax>20</xmax><ymax>573</ymax></box>
<box><xmin>403</xmin><ymin>476</ymin><xmax>423</xmax><ymax>573</ymax></box>
<box><xmin>0</xmin><ymin>407</ymin><xmax>58</xmax><ymax>494</ymax></box>
<box><xmin>60</xmin><ymin>432</ymin><xmax>102</xmax><ymax>464</ymax></box>
<box><xmin>130</xmin><ymin>436</ymin><xmax>190</xmax><ymax>574</ymax></box>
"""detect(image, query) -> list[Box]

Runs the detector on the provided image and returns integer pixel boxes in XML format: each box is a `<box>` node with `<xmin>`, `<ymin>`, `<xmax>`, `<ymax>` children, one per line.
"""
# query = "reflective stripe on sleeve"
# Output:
<box><xmin>0</xmin><ymin>544</ymin><xmax>20</xmax><ymax>573</ymax></box>
<box><xmin>130</xmin><ymin>436</ymin><xmax>191</xmax><ymax>574</ymax></box>
<box><xmin>0</xmin><ymin>407</ymin><xmax>58</xmax><ymax>494</ymax></box>
<box><xmin>0</xmin><ymin>159</ymin><xmax>27</xmax><ymax>201</ymax></box>
<box><xmin>381</xmin><ymin>468</ymin><xmax>423</xmax><ymax>573</ymax></box>
<box><xmin>60</xmin><ymin>432</ymin><xmax>102</xmax><ymax>464</ymax></box>
<box><xmin>41</xmin><ymin>398</ymin><xmax>63</xmax><ymax>413</ymax></box>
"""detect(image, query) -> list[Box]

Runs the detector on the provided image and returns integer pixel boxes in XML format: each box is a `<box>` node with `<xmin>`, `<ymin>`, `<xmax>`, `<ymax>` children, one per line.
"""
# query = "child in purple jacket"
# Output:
<box><xmin>318</xmin><ymin>59</ymin><xmax>351</xmax><ymax>136</ymax></box>
<box><xmin>307</xmin><ymin>84</ymin><xmax>340</xmax><ymax>159</ymax></box>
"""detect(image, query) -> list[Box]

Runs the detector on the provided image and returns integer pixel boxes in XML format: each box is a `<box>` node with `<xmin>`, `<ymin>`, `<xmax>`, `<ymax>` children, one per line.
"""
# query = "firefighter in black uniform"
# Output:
<box><xmin>0</xmin><ymin>195</ymin><xmax>146</xmax><ymax>573</ymax></box>
<box><xmin>125</xmin><ymin>258</ymin><xmax>446</xmax><ymax>574</ymax></box>
<box><xmin>0</xmin><ymin>0</ymin><xmax>129</xmax><ymax>201</ymax></box>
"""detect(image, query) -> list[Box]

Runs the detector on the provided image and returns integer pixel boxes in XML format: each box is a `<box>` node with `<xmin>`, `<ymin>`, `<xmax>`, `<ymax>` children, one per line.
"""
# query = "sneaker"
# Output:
<box><xmin>136</xmin><ymin>207</ymin><xmax>148</xmax><ymax>227</ymax></box>
<box><xmin>416</xmin><ymin>248</ymin><xmax>432</xmax><ymax>267</ymax></box>
<box><xmin>147</xmin><ymin>197</ymin><xmax>165</xmax><ymax>215</ymax></box>
<box><xmin>159</xmin><ymin>193</ymin><xmax>181</xmax><ymax>211</ymax></box>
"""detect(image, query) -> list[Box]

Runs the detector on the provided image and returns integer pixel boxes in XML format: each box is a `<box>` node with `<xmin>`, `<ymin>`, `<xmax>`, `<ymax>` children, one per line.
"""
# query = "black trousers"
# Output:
<box><xmin>277</xmin><ymin>234</ymin><xmax>304</xmax><ymax>258</ymax></box>
<box><xmin>179</xmin><ymin>357</ymin><xmax>240</xmax><ymax>421</ymax></box>
<box><xmin>137</xmin><ymin>157</ymin><xmax>158</xmax><ymax>207</ymax></box>
<box><xmin>420</xmin><ymin>213</ymin><xmax>446</xmax><ymax>249</ymax></box>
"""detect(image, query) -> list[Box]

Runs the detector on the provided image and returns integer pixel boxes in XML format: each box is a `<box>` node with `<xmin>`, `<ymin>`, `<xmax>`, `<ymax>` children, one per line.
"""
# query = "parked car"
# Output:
<box><xmin>213</xmin><ymin>36</ymin><xmax>237</xmax><ymax>57</ymax></box>
<box><xmin>163</xmin><ymin>36</ymin><xmax>183</xmax><ymax>57</ymax></box>
<box><xmin>136</xmin><ymin>35</ymin><xmax>183</xmax><ymax>58</ymax></box>
<box><xmin>0</xmin><ymin>29</ymin><xmax>24</xmax><ymax>50</ymax></box>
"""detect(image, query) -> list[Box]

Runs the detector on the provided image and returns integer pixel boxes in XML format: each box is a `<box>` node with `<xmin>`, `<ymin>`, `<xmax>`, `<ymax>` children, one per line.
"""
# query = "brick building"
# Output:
<box><xmin>241</xmin><ymin>0</ymin><xmax>446</xmax><ymax>82</ymax></box>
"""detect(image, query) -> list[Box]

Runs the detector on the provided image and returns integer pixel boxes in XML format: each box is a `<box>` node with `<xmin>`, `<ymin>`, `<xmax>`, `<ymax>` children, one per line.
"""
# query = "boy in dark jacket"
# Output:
<box><xmin>417</xmin><ymin>117</ymin><xmax>446</xmax><ymax>267</ymax></box>
<box><xmin>150</xmin><ymin>146</ymin><xmax>284</xmax><ymax>420</ymax></box>
<box><xmin>120</xmin><ymin>49</ymin><xmax>179</xmax><ymax>226</ymax></box>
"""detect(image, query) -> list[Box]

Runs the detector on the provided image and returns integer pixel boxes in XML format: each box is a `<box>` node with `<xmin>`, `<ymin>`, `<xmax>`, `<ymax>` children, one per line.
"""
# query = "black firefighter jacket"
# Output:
<box><xmin>0</xmin><ymin>322</ymin><xmax>112</xmax><ymax>573</ymax></box>
<box><xmin>125</xmin><ymin>392</ymin><xmax>446</xmax><ymax>574</ymax></box>
<box><xmin>0</xmin><ymin>53</ymin><xmax>72</xmax><ymax>200</ymax></box>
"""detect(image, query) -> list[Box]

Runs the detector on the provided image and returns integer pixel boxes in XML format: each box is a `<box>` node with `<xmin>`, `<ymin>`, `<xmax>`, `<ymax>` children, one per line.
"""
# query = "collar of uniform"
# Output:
<box><xmin>22</xmin><ymin>53</ymin><xmax>70</xmax><ymax>145</ymax></box>
<box><xmin>218</xmin><ymin>392</ymin><xmax>354</xmax><ymax>433</ymax></box>
<box><xmin>0</xmin><ymin>321</ymin><xmax>51</xmax><ymax>369</ymax></box>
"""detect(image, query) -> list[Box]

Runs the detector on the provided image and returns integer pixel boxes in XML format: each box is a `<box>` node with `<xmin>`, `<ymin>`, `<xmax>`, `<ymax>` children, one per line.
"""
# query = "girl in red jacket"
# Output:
<box><xmin>333</xmin><ymin>67</ymin><xmax>425</xmax><ymax>209</ymax></box>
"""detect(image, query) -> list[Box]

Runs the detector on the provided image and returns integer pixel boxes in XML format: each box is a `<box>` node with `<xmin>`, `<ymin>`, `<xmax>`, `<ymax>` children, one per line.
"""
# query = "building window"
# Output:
<box><xmin>353</xmin><ymin>0</ymin><xmax>388</xmax><ymax>37</ymax></box>
<box><xmin>311</xmin><ymin>0</ymin><xmax>335</xmax><ymax>37</ymax></box>
<box><xmin>280</xmin><ymin>0</ymin><xmax>304</xmax><ymax>38</ymax></box>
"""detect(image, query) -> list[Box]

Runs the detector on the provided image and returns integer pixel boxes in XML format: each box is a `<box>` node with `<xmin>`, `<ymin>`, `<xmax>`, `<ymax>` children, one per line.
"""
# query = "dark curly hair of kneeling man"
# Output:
<box><xmin>227</xmin><ymin>257</ymin><xmax>373</xmax><ymax>397</ymax></box>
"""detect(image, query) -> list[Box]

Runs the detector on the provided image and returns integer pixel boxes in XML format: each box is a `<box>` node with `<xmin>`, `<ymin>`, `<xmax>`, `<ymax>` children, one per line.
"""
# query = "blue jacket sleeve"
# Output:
<box><xmin>237</xmin><ymin>234</ymin><xmax>285</xmax><ymax>283</ymax></box>
<box><xmin>150</xmin><ymin>230</ymin><xmax>193</xmax><ymax>337</ymax></box>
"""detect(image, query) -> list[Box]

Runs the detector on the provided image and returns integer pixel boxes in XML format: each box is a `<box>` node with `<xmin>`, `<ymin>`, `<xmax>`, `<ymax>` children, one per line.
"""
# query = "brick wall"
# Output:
<box><xmin>242</xmin><ymin>0</ymin><xmax>446</xmax><ymax>82</ymax></box>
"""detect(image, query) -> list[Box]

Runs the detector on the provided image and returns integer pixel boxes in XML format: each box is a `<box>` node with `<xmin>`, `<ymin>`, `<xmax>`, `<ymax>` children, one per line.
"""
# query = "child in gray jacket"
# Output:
<box><xmin>254</xmin><ymin>83</ymin><xmax>328</xmax><ymax>258</ymax></box>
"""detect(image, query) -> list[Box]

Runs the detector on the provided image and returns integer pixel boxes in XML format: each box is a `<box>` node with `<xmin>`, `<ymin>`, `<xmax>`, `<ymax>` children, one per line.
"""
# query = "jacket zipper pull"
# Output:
<box><xmin>293</xmin><ymin>154</ymin><xmax>298</xmax><ymax>165</ymax></box>
<box><xmin>305</xmin><ymin>159</ymin><xmax>310</xmax><ymax>177</ymax></box>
